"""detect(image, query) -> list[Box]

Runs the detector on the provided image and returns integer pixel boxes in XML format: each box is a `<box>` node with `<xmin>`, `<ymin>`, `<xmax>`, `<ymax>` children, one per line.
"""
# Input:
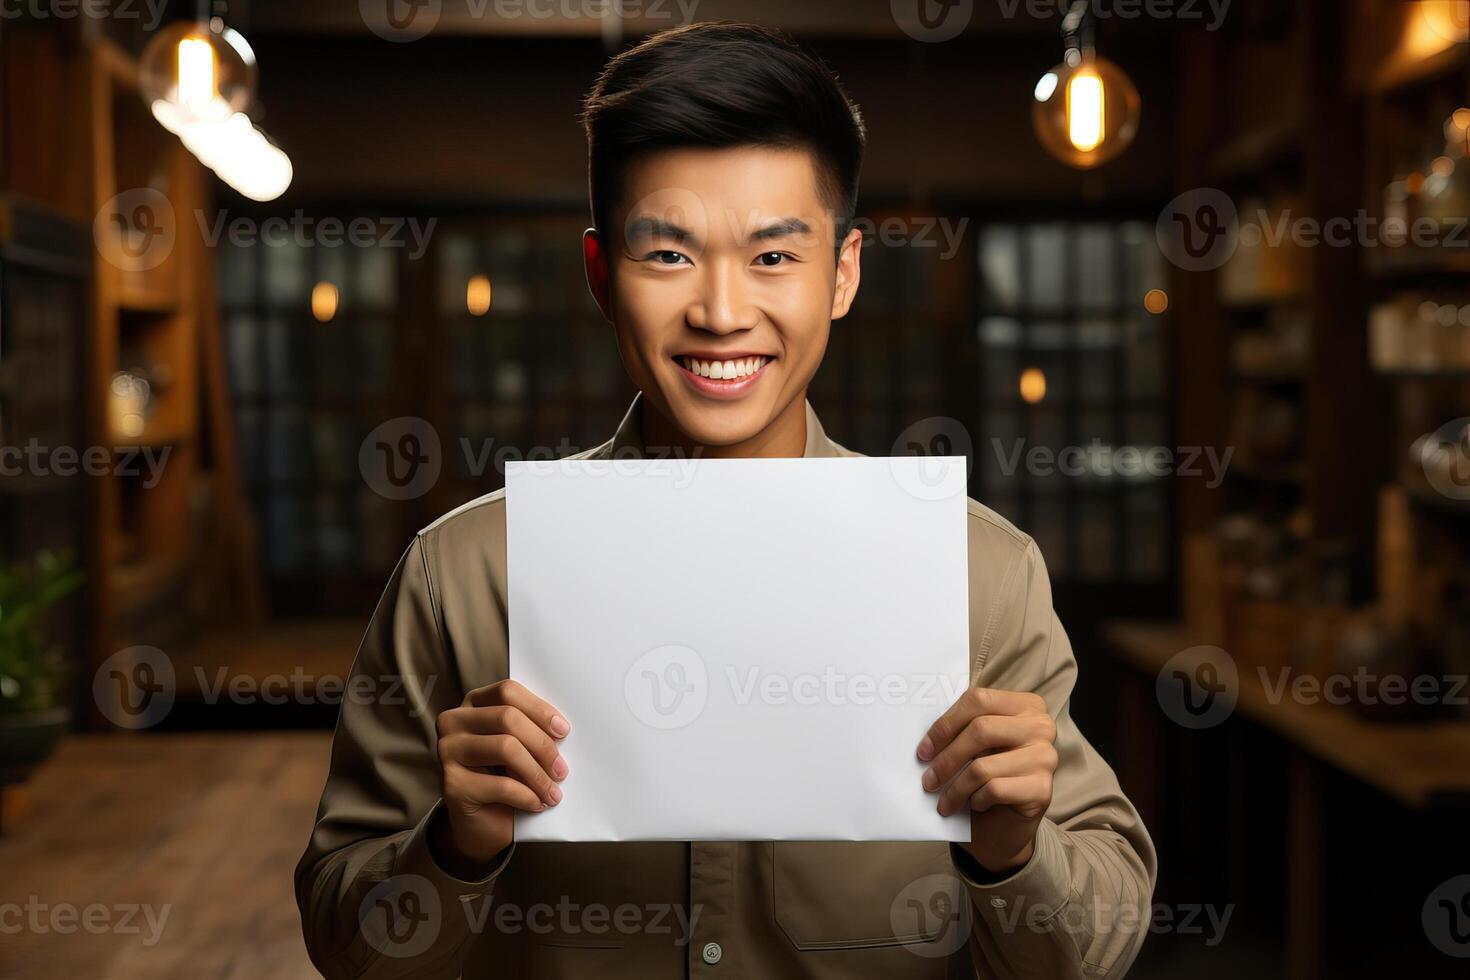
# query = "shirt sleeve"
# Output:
<box><xmin>294</xmin><ymin>534</ymin><xmax>514</xmax><ymax>980</ymax></box>
<box><xmin>952</xmin><ymin>538</ymin><xmax>1158</xmax><ymax>979</ymax></box>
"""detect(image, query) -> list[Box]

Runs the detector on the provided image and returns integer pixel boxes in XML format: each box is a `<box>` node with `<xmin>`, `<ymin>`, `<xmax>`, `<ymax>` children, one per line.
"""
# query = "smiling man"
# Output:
<box><xmin>297</xmin><ymin>21</ymin><xmax>1155</xmax><ymax>979</ymax></box>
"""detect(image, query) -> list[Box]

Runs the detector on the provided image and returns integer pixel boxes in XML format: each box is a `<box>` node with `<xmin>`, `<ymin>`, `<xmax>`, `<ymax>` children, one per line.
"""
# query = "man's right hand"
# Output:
<box><xmin>432</xmin><ymin>679</ymin><xmax>570</xmax><ymax>871</ymax></box>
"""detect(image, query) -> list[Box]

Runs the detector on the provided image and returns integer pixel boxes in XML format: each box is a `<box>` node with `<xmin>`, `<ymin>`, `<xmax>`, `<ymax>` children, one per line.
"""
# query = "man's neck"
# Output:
<box><xmin>640</xmin><ymin>393</ymin><xmax>809</xmax><ymax>459</ymax></box>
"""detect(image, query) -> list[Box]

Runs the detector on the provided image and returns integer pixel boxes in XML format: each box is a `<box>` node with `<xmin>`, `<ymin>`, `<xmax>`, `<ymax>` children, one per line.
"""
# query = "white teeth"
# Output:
<box><xmin>681</xmin><ymin>356</ymin><xmax>768</xmax><ymax>379</ymax></box>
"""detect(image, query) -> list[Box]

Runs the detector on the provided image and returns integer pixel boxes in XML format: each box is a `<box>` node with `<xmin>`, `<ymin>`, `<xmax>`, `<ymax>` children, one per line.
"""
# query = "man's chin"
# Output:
<box><xmin>656</xmin><ymin>396</ymin><xmax>774</xmax><ymax>452</ymax></box>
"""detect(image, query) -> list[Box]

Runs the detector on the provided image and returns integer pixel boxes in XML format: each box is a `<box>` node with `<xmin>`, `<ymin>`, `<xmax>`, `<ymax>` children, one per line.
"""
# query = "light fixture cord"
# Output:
<box><xmin>1061</xmin><ymin>0</ymin><xmax>1093</xmax><ymax>59</ymax></box>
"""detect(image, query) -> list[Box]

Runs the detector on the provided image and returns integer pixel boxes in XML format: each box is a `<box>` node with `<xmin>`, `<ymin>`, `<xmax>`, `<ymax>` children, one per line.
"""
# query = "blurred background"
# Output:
<box><xmin>1</xmin><ymin>0</ymin><xmax>1469</xmax><ymax>977</ymax></box>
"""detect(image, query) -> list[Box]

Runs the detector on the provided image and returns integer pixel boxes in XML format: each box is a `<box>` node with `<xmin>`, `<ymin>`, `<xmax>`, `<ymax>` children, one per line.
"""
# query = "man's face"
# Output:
<box><xmin>589</xmin><ymin>146</ymin><xmax>862</xmax><ymax>448</ymax></box>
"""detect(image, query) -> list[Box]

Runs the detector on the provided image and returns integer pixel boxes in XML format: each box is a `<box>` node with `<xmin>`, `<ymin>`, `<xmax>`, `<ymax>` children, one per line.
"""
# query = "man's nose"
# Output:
<box><xmin>686</xmin><ymin>262</ymin><xmax>759</xmax><ymax>333</ymax></box>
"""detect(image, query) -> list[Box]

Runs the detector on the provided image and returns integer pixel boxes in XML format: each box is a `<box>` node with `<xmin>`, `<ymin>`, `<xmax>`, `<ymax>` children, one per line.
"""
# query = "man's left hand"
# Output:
<box><xmin>918</xmin><ymin>687</ymin><xmax>1058</xmax><ymax>875</ymax></box>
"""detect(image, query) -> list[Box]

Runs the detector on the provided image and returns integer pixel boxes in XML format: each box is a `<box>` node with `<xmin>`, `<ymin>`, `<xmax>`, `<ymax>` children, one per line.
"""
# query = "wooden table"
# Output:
<box><xmin>0</xmin><ymin>732</ymin><xmax>332</xmax><ymax>980</ymax></box>
<box><xmin>1102</xmin><ymin>620</ymin><xmax>1470</xmax><ymax>980</ymax></box>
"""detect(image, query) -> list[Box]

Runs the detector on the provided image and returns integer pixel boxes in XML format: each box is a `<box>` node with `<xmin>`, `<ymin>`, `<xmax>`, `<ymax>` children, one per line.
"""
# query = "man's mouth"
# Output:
<box><xmin>675</xmin><ymin>355</ymin><xmax>772</xmax><ymax>380</ymax></box>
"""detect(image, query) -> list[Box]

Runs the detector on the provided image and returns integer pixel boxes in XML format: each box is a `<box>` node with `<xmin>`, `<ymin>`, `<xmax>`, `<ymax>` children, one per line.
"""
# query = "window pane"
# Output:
<box><xmin>979</xmin><ymin>225</ymin><xmax>1021</xmax><ymax>311</ymax></box>
<box><xmin>227</xmin><ymin>313</ymin><xmax>259</xmax><ymax>396</ymax></box>
<box><xmin>264</xmin><ymin>240</ymin><xmax>309</xmax><ymax>308</ymax></box>
<box><xmin>357</xmin><ymin>245</ymin><xmax>396</xmax><ymax>311</ymax></box>
<box><xmin>1077</xmin><ymin>224</ymin><xmax>1115</xmax><ymax>310</ymax></box>
<box><xmin>1025</xmin><ymin>224</ymin><xmax>1067</xmax><ymax>312</ymax></box>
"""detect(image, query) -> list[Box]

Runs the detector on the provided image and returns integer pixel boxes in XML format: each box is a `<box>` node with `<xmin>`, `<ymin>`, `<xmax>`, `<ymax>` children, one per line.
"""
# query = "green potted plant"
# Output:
<box><xmin>0</xmin><ymin>549</ymin><xmax>83</xmax><ymax>785</ymax></box>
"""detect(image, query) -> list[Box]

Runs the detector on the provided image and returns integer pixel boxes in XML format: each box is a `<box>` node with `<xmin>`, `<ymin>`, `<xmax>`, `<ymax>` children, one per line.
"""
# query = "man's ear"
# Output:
<box><xmin>830</xmin><ymin>225</ymin><xmax>863</xmax><ymax>321</ymax></box>
<box><xmin>583</xmin><ymin>228</ymin><xmax>612</xmax><ymax>323</ymax></box>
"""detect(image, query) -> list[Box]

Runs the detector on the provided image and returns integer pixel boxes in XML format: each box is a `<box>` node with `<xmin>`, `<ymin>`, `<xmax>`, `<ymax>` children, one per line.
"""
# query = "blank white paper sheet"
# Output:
<box><xmin>507</xmin><ymin>455</ymin><xmax>970</xmax><ymax>842</ymax></box>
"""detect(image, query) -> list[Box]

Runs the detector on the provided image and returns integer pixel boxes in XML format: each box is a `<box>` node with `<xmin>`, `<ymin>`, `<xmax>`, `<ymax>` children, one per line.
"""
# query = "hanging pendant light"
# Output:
<box><xmin>141</xmin><ymin>15</ymin><xmax>292</xmax><ymax>202</ymax></box>
<box><xmin>1032</xmin><ymin>2</ymin><xmax>1140</xmax><ymax>170</ymax></box>
<box><xmin>139</xmin><ymin>18</ymin><xmax>257</xmax><ymax>126</ymax></box>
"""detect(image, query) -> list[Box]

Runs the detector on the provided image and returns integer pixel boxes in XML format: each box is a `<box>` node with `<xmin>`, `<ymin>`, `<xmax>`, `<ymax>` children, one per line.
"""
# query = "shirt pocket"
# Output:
<box><xmin>771</xmin><ymin>841</ymin><xmax>965</xmax><ymax>951</ymax></box>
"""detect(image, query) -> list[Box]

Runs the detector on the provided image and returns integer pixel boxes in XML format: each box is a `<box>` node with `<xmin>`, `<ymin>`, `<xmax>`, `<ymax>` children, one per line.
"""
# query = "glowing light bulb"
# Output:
<box><xmin>312</xmin><ymin>282</ymin><xmax>339</xmax><ymax>322</ymax></box>
<box><xmin>1032</xmin><ymin>54</ymin><xmax>1140</xmax><ymax>170</ymax></box>
<box><xmin>1019</xmin><ymin>367</ymin><xmax>1047</xmax><ymax>404</ymax></box>
<box><xmin>1143</xmin><ymin>289</ymin><xmax>1169</xmax><ymax>314</ymax></box>
<box><xmin>140</xmin><ymin>22</ymin><xmax>256</xmax><ymax>125</ymax></box>
<box><xmin>1067</xmin><ymin>68</ymin><xmax>1105</xmax><ymax>153</ymax></box>
<box><xmin>466</xmin><ymin>275</ymin><xmax>492</xmax><ymax>316</ymax></box>
<box><xmin>176</xmin><ymin>37</ymin><xmax>216</xmax><ymax>111</ymax></box>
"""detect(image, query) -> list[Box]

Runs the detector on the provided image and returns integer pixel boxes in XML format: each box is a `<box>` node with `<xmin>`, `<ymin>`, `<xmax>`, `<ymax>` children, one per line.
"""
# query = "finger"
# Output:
<box><xmin>970</xmin><ymin>773</ymin><xmax>1052</xmax><ymax>816</ymax></box>
<box><xmin>439</xmin><ymin>705</ymin><xmax>567</xmax><ymax>780</ymax></box>
<box><xmin>441</xmin><ymin>733</ymin><xmax>562</xmax><ymax>806</ymax></box>
<box><xmin>922</xmin><ymin>713</ymin><xmax>1053</xmax><ymax>790</ymax></box>
<box><xmin>443</xmin><ymin>762</ymin><xmax>547</xmax><ymax>813</ymax></box>
<box><xmin>467</xmin><ymin>679</ymin><xmax>570</xmax><ymax>739</ymax></box>
<box><xmin>918</xmin><ymin>688</ymin><xmax>1047</xmax><ymax>761</ymax></box>
<box><xmin>937</xmin><ymin>742</ymin><xmax>1057</xmax><ymax>816</ymax></box>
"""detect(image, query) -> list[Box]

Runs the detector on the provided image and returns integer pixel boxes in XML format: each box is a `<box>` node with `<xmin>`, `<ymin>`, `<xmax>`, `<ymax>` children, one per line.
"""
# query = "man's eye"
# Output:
<box><xmin>648</xmin><ymin>250</ymin><xmax>690</xmax><ymax>265</ymax></box>
<box><xmin>755</xmin><ymin>251</ymin><xmax>791</xmax><ymax>267</ymax></box>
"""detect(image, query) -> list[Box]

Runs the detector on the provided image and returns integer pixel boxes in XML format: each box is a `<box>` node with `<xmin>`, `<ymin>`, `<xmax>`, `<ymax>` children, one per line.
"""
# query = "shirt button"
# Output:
<box><xmin>989</xmin><ymin>897</ymin><xmax>1008</xmax><ymax>909</ymax></box>
<box><xmin>702</xmin><ymin>941</ymin><xmax>723</xmax><ymax>964</ymax></box>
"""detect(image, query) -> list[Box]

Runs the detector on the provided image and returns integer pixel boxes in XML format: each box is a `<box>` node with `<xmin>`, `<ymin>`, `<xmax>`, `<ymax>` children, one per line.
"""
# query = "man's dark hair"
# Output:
<box><xmin>581</xmin><ymin>21</ymin><xmax>866</xmax><ymax>245</ymax></box>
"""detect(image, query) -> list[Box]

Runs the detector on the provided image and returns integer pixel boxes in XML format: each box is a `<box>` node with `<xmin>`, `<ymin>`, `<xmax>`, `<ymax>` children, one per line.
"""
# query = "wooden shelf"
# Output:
<box><xmin>117</xmin><ymin>282</ymin><xmax>180</xmax><ymax>315</ymax></box>
<box><xmin>109</xmin><ymin>426</ymin><xmax>192</xmax><ymax>449</ymax></box>
<box><xmin>1374</xmin><ymin>366</ymin><xmax>1470</xmax><ymax>379</ymax></box>
<box><xmin>1366</xmin><ymin>243</ymin><xmax>1470</xmax><ymax>280</ymax></box>
<box><xmin>1103</xmin><ymin>620</ymin><xmax>1470</xmax><ymax>811</ymax></box>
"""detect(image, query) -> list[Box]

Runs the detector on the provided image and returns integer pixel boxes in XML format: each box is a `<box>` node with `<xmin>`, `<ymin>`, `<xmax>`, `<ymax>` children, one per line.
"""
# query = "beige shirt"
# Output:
<box><xmin>296</xmin><ymin>397</ymin><xmax>1156</xmax><ymax>979</ymax></box>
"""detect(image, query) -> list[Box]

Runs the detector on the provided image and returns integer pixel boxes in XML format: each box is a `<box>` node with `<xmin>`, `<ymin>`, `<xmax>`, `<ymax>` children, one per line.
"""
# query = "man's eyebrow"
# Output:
<box><xmin>625</xmin><ymin>216</ymin><xmax>699</xmax><ymax>247</ymax></box>
<box><xmin>748</xmin><ymin>217</ymin><xmax>813</xmax><ymax>243</ymax></box>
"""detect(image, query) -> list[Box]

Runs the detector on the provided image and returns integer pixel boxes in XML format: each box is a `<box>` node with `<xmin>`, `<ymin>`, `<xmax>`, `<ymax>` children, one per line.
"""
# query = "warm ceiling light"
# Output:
<box><xmin>1032</xmin><ymin>53</ymin><xmax>1140</xmax><ymax>169</ymax></box>
<box><xmin>1019</xmin><ymin>367</ymin><xmax>1047</xmax><ymax>404</ymax></box>
<box><xmin>1143</xmin><ymin>289</ymin><xmax>1169</xmax><ymax>314</ymax></box>
<box><xmin>176</xmin><ymin>37</ymin><xmax>215</xmax><ymax>112</ymax></box>
<box><xmin>1067</xmin><ymin>66</ymin><xmax>1105</xmax><ymax>152</ymax></box>
<box><xmin>311</xmin><ymin>282</ymin><xmax>339</xmax><ymax>322</ymax></box>
<box><xmin>1419</xmin><ymin>0</ymin><xmax>1470</xmax><ymax>44</ymax></box>
<box><xmin>466</xmin><ymin>275</ymin><xmax>492</xmax><ymax>316</ymax></box>
<box><xmin>139</xmin><ymin>21</ymin><xmax>256</xmax><ymax>125</ymax></box>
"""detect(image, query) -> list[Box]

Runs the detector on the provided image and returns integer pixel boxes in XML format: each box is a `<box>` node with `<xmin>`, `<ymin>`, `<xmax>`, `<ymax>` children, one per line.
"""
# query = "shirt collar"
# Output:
<box><xmin>606</xmin><ymin>392</ymin><xmax>846</xmax><ymax>459</ymax></box>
